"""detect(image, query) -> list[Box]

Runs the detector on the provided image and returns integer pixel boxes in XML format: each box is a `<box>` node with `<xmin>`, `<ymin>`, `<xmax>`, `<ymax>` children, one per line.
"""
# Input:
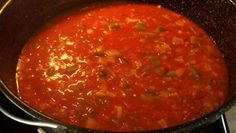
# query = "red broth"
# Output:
<box><xmin>16</xmin><ymin>3</ymin><xmax>228</xmax><ymax>132</ymax></box>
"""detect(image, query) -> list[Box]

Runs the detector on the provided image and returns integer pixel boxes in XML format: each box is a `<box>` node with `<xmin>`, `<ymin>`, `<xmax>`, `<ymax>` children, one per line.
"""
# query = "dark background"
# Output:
<box><xmin>0</xmin><ymin>92</ymin><xmax>37</xmax><ymax>132</ymax></box>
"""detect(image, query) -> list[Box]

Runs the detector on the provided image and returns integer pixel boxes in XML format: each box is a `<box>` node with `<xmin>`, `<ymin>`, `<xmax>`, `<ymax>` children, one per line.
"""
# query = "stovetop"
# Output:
<box><xmin>0</xmin><ymin>91</ymin><xmax>230</xmax><ymax>133</ymax></box>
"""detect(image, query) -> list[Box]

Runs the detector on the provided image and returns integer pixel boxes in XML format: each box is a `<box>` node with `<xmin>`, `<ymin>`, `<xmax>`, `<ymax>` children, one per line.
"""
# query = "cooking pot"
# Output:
<box><xmin>0</xmin><ymin>0</ymin><xmax>236</xmax><ymax>132</ymax></box>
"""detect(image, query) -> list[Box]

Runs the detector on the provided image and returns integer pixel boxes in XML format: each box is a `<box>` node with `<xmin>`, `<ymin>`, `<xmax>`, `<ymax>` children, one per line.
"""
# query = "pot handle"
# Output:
<box><xmin>0</xmin><ymin>0</ymin><xmax>12</xmax><ymax>14</ymax></box>
<box><xmin>0</xmin><ymin>105</ymin><xmax>63</xmax><ymax>129</ymax></box>
<box><xmin>0</xmin><ymin>84</ymin><xmax>66</xmax><ymax>130</ymax></box>
<box><xmin>229</xmin><ymin>0</ymin><xmax>236</xmax><ymax>5</ymax></box>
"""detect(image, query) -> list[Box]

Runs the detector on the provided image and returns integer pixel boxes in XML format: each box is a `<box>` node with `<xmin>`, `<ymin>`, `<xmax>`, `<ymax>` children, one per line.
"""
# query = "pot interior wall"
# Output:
<box><xmin>0</xmin><ymin>0</ymin><xmax>235</xmax><ymax>115</ymax></box>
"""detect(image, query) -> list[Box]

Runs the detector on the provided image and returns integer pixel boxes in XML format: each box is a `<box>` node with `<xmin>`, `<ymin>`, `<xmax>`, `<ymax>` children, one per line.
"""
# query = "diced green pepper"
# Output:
<box><xmin>65</xmin><ymin>65</ymin><xmax>78</xmax><ymax>75</ymax></box>
<box><xmin>77</xmin><ymin>97</ymin><xmax>86</xmax><ymax>105</ymax></box>
<box><xmin>140</xmin><ymin>91</ymin><xmax>157</xmax><ymax>101</ymax></box>
<box><xmin>111</xmin><ymin>119</ymin><xmax>120</xmax><ymax>126</ymax></box>
<box><xmin>141</xmin><ymin>32</ymin><xmax>157</xmax><ymax>40</ymax></box>
<box><xmin>166</xmin><ymin>70</ymin><xmax>177</xmax><ymax>77</ymax></box>
<box><xmin>95</xmin><ymin>97</ymin><xmax>108</xmax><ymax>105</ymax></box>
<box><xmin>94</xmin><ymin>46</ymin><xmax>105</xmax><ymax>57</ymax></box>
<box><xmin>99</xmin><ymin>69</ymin><xmax>109</xmax><ymax>79</ymax></box>
<box><xmin>156</xmin><ymin>26</ymin><xmax>167</xmax><ymax>32</ymax></box>
<box><xmin>207</xmin><ymin>78</ymin><xmax>213</xmax><ymax>85</ymax></box>
<box><xmin>150</xmin><ymin>56</ymin><xmax>160</xmax><ymax>66</ymax></box>
<box><xmin>109</xmin><ymin>22</ymin><xmax>121</xmax><ymax>30</ymax></box>
<box><xmin>190</xmin><ymin>36</ymin><xmax>201</xmax><ymax>46</ymax></box>
<box><xmin>155</xmin><ymin>67</ymin><xmax>165</xmax><ymax>76</ymax></box>
<box><xmin>134</xmin><ymin>127</ymin><xmax>144</xmax><ymax>132</ymax></box>
<box><xmin>129</xmin><ymin>116</ymin><xmax>139</xmax><ymax>122</ymax></box>
<box><xmin>189</xmin><ymin>67</ymin><xmax>201</xmax><ymax>81</ymax></box>
<box><xmin>46</xmin><ymin>68</ymin><xmax>56</xmax><ymax>77</ymax></box>
<box><xmin>134</xmin><ymin>22</ymin><xmax>147</xmax><ymax>31</ymax></box>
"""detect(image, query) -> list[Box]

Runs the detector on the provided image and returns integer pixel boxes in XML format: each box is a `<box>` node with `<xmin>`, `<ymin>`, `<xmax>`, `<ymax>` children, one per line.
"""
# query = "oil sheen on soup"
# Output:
<box><xmin>16</xmin><ymin>3</ymin><xmax>228</xmax><ymax>132</ymax></box>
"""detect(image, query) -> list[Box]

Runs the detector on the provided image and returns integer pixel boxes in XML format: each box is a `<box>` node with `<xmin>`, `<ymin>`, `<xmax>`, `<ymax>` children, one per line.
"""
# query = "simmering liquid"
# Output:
<box><xmin>16</xmin><ymin>3</ymin><xmax>228</xmax><ymax>132</ymax></box>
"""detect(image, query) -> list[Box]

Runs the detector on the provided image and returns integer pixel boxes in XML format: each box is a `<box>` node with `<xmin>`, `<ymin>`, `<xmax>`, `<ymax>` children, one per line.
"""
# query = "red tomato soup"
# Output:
<box><xmin>16</xmin><ymin>3</ymin><xmax>228</xmax><ymax>132</ymax></box>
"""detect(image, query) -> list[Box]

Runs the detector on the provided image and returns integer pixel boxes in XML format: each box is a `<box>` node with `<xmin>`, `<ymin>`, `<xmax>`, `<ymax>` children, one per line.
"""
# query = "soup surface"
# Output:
<box><xmin>16</xmin><ymin>3</ymin><xmax>228</xmax><ymax>132</ymax></box>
